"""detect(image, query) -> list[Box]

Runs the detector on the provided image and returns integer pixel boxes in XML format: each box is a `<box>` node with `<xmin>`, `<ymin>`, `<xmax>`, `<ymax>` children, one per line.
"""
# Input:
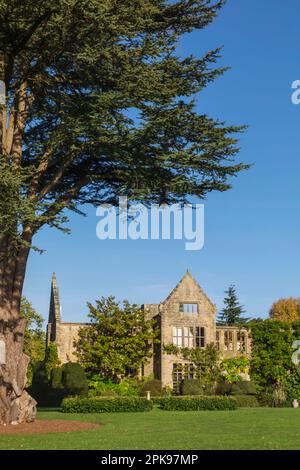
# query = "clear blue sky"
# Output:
<box><xmin>23</xmin><ymin>0</ymin><xmax>300</xmax><ymax>324</ymax></box>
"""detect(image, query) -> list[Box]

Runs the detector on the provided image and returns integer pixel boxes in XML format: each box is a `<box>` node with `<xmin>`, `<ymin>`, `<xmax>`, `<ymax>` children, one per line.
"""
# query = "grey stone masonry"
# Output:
<box><xmin>46</xmin><ymin>271</ymin><xmax>251</xmax><ymax>389</ymax></box>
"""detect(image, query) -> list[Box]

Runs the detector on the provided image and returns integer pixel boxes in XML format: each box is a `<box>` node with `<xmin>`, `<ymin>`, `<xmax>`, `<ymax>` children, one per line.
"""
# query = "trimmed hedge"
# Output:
<box><xmin>156</xmin><ymin>396</ymin><xmax>237</xmax><ymax>411</ymax></box>
<box><xmin>62</xmin><ymin>396</ymin><xmax>153</xmax><ymax>413</ymax></box>
<box><xmin>232</xmin><ymin>395</ymin><xmax>259</xmax><ymax>408</ymax></box>
<box><xmin>151</xmin><ymin>396</ymin><xmax>169</xmax><ymax>407</ymax></box>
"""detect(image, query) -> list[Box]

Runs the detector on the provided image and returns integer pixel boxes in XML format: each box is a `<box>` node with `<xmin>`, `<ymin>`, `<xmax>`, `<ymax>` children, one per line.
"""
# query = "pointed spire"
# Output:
<box><xmin>48</xmin><ymin>272</ymin><xmax>61</xmax><ymax>324</ymax></box>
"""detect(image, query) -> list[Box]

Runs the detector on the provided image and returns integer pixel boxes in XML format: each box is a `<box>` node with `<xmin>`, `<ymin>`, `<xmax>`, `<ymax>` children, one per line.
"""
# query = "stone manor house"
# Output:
<box><xmin>46</xmin><ymin>271</ymin><xmax>251</xmax><ymax>392</ymax></box>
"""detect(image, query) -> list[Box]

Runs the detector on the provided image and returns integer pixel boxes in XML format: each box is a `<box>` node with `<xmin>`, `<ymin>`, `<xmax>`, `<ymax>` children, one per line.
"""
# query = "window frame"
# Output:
<box><xmin>237</xmin><ymin>331</ymin><xmax>246</xmax><ymax>352</ymax></box>
<box><xmin>172</xmin><ymin>362</ymin><xmax>195</xmax><ymax>394</ymax></box>
<box><xmin>195</xmin><ymin>326</ymin><xmax>206</xmax><ymax>348</ymax></box>
<box><xmin>179</xmin><ymin>303</ymin><xmax>198</xmax><ymax>314</ymax></box>
<box><xmin>172</xmin><ymin>325</ymin><xmax>206</xmax><ymax>348</ymax></box>
<box><xmin>216</xmin><ymin>330</ymin><xmax>220</xmax><ymax>351</ymax></box>
<box><xmin>173</xmin><ymin>326</ymin><xmax>183</xmax><ymax>347</ymax></box>
<box><xmin>224</xmin><ymin>330</ymin><xmax>234</xmax><ymax>351</ymax></box>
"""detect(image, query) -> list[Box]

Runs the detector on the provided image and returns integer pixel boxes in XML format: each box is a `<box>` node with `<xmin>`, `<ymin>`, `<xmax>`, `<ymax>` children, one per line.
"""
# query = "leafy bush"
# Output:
<box><xmin>140</xmin><ymin>379</ymin><xmax>163</xmax><ymax>397</ymax></box>
<box><xmin>231</xmin><ymin>381</ymin><xmax>257</xmax><ymax>396</ymax></box>
<box><xmin>232</xmin><ymin>395</ymin><xmax>259</xmax><ymax>408</ymax></box>
<box><xmin>50</xmin><ymin>367</ymin><xmax>63</xmax><ymax>390</ymax></box>
<box><xmin>157</xmin><ymin>396</ymin><xmax>237</xmax><ymax>411</ymax></box>
<box><xmin>62</xmin><ymin>396</ymin><xmax>153</xmax><ymax>413</ymax></box>
<box><xmin>88</xmin><ymin>375</ymin><xmax>141</xmax><ymax>397</ymax></box>
<box><xmin>282</xmin><ymin>368</ymin><xmax>300</xmax><ymax>401</ymax></box>
<box><xmin>257</xmin><ymin>386</ymin><xmax>293</xmax><ymax>407</ymax></box>
<box><xmin>44</xmin><ymin>343</ymin><xmax>61</xmax><ymax>379</ymax></box>
<box><xmin>221</xmin><ymin>357</ymin><xmax>250</xmax><ymax>383</ymax></box>
<box><xmin>250</xmin><ymin>320</ymin><xmax>294</xmax><ymax>388</ymax></box>
<box><xmin>180</xmin><ymin>379</ymin><xmax>203</xmax><ymax>396</ymax></box>
<box><xmin>215</xmin><ymin>381</ymin><xmax>232</xmax><ymax>396</ymax></box>
<box><xmin>61</xmin><ymin>363</ymin><xmax>88</xmax><ymax>397</ymax></box>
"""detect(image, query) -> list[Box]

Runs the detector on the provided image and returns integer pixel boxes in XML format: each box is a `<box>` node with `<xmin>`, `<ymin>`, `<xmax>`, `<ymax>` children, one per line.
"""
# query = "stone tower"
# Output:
<box><xmin>45</xmin><ymin>273</ymin><xmax>88</xmax><ymax>362</ymax></box>
<box><xmin>46</xmin><ymin>272</ymin><xmax>61</xmax><ymax>347</ymax></box>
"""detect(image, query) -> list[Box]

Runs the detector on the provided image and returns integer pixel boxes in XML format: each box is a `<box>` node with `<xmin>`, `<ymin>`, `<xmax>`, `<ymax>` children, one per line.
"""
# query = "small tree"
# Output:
<box><xmin>218</xmin><ymin>285</ymin><xmax>249</xmax><ymax>325</ymax></box>
<box><xmin>20</xmin><ymin>297</ymin><xmax>45</xmax><ymax>384</ymax></box>
<box><xmin>270</xmin><ymin>298</ymin><xmax>300</xmax><ymax>323</ymax></box>
<box><xmin>74</xmin><ymin>297</ymin><xmax>157</xmax><ymax>381</ymax></box>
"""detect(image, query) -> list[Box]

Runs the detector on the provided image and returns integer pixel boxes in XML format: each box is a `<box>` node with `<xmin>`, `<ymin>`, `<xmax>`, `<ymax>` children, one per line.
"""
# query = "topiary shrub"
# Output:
<box><xmin>180</xmin><ymin>379</ymin><xmax>203</xmax><ymax>396</ymax></box>
<box><xmin>140</xmin><ymin>379</ymin><xmax>163</xmax><ymax>397</ymax></box>
<box><xmin>29</xmin><ymin>362</ymin><xmax>51</xmax><ymax>406</ymax></box>
<box><xmin>62</xmin><ymin>396</ymin><xmax>153</xmax><ymax>413</ymax></box>
<box><xmin>231</xmin><ymin>381</ymin><xmax>257</xmax><ymax>396</ymax></box>
<box><xmin>61</xmin><ymin>362</ymin><xmax>88</xmax><ymax>397</ymax></box>
<box><xmin>157</xmin><ymin>396</ymin><xmax>237</xmax><ymax>411</ymax></box>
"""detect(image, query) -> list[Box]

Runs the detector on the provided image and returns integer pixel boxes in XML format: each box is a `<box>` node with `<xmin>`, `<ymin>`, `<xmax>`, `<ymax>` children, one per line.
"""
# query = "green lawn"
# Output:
<box><xmin>0</xmin><ymin>408</ymin><xmax>300</xmax><ymax>450</ymax></box>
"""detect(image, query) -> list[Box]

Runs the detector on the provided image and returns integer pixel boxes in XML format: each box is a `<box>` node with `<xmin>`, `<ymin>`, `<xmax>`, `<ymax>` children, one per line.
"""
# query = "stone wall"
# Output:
<box><xmin>46</xmin><ymin>271</ymin><xmax>251</xmax><ymax>389</ymax></box>
<box><xmin>55</xmin><ymin>322</ymin><xmax>89</xmax><ymax>363</ymax></box>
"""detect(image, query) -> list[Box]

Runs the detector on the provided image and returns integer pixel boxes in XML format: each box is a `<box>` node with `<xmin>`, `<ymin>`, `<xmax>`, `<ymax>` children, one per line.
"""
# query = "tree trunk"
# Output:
<box><xmin>0</xmin><ymin>235</ymin><xmax>37</xmax><ymax>425</ymax></box>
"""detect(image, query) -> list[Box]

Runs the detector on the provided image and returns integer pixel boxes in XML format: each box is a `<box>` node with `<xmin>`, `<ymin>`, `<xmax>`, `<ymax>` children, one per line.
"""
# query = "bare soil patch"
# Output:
<box><xmin>0</xmin><ymin>419</ymin><xmax>100</xmax><ymax>435</ymax></box>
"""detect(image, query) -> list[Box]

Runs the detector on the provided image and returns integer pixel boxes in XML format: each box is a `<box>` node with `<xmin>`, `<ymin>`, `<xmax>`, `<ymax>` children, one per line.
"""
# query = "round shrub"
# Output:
<box><xmin>140</xmin><ymin>379</ymin><xmax>163</xmax><ymax>397</ymax></box>
<box><xmin>215</xmin><ymin>381</ymin><xmax>232</xmax><ymax>396</ymax></box>
<box><xmin>61</xmin><ymin>362</ymin><xmax>88</xmax><ymax>397</ymax></box>
<box><xmin>180</xmin><ymin>379</ymin><xmax>203</xmax><ymax>396</ymax></box>
<box><xmin>231</xmin><ymin>381</ymin><xmax>257</xmax><ymax>396</ymax></box>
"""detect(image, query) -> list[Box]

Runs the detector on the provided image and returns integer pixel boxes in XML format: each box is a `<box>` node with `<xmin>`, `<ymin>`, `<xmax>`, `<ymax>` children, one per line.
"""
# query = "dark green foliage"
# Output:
<box><xmin>215</xmin><ymin>381</ymin><xmax>232</xmax><ymax>396</ymax></box>
<box><xmin>150</xmin><ymin>396</ymin><xmax>169</xmax><ymax>407</ymax></box>
<box><xmin>0</xmin><ymin>0</ymin><xmax>248</xmax><ymax>251</ymax></box>
<box><xmin>231</xmin><ymin>381</ymin><xmax>257</xmax><ymax>396</ymax></box>
<box><xmin>180</xmin><ymin>379</ymin><xmax>203</xmax><ymax>396</ymax></box>
<box><xmin>21</xmin><ymin>297</ymin><xmax>45</xmax><ymax>385</ymax></box>
<box><xmin>62</xmin><ymin>397</ymin><xmax>153</xmax><ymax>413</ymax></box>
<box><xmin>44</xmin><ymin>343</ymin><xmax>61</xmax><ymax>379</ymax></box>
<box><xmin>250</xmin><ymin>320</ymin><xmax>300</xmax><ymax>402</ymax></box>
<box><xmin>282</xmin><ymin>368</ymin><xmax>300</xmax><ymax>401</ymax></box>
<box><xmin>61</xmin><ymin>363</ymin><xmax>88</xmax><ymax>397</ymax></box>
<box><xmin>232</xmin><ymin>395</ymin><xmax>259</xmax><ymax>408</ymax></box>
<box><xmin>50</xmin><ymin>367</ymin><xmax>63</xmax><ymax>390</ymax></box>
<box><xmin>181</xmin><ymin>344</ymin><xmax>221</xmax><ymax>394</ymax></box>
<box><xmin>29</xmin><ymin>362</ymin><xmax>50</xmax><ymax>406</ymax></box>
<box><xmin>218</xmin><ymin>285</ymin><xmax>249</xmax><ymax>325</ymax></box>
<box><xmin>31</xmin><ymin>361</ymin><xmax>88</xmax><ymax>406</ymax></box>
<box><xmin>157</xmin><ymin>396</ymin><xmax>237</xmax><ymax>411</ymax></box>
<box><xmin>75</xmin><ymin>297</ymin><xmax>157</xmax><ymax>380</ymax></box>
<box><xmin>250</xmin><ymin>320</ymin><xmax>294</xmax><ymax>388</ymax></box>
<box><xmin>140</xmin><ymin>379</ymin><xmax>163</xmax><ymax>397</ymax></box>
